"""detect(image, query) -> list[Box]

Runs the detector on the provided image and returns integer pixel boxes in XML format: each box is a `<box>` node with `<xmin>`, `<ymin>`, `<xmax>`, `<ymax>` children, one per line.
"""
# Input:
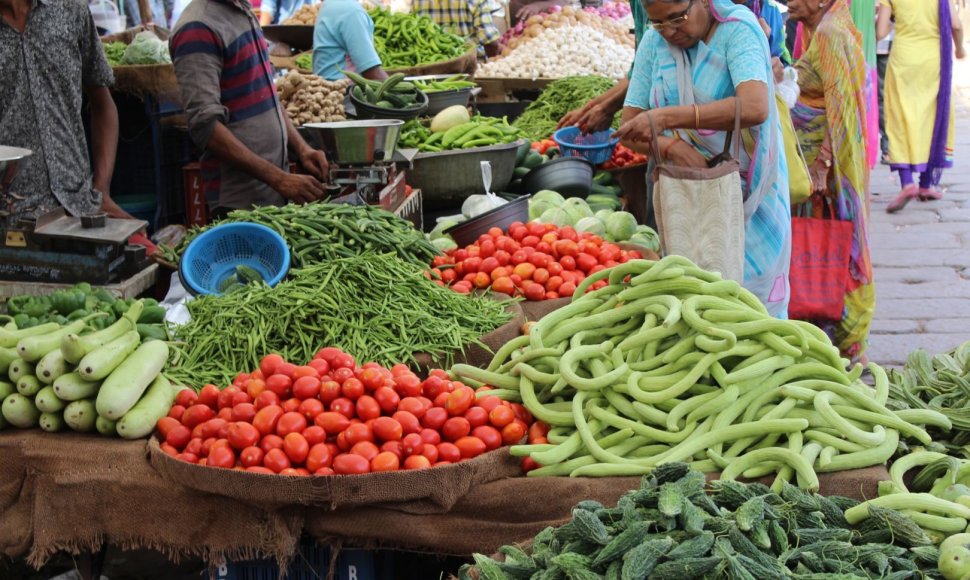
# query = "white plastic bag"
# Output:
<box><xmin>776</xmin><ymin>67</ymin><xmax>800</xmax><ymax>110</ymax></box>
<box><xmin>162</xmin><ymin>271</ymin><xmax>192</xmax><ymax>326</ymax></box>
<box><xmin>459</xmin><ymin>161</ymin><xmax>508</xmax><ymax>219</ymax></box>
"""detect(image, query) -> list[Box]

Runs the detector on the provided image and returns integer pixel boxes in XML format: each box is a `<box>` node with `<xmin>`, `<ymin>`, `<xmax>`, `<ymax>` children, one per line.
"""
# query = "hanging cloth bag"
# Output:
<box><xmin>788</xmin><ymin>197</ymin><xmax>853</xmax><ymax>320</ymax></box>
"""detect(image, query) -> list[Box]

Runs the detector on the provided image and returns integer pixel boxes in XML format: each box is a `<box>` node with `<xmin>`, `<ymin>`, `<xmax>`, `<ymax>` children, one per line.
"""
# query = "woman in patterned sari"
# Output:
<box><xmin>615</xmin><ymin>0</ymin><xmax>792</xmax><ymax>318</ymax></box>
<box><xmin>788</xmin><ymin>0</ymin><xmax>873</xmax><ymax>361</ymax></box>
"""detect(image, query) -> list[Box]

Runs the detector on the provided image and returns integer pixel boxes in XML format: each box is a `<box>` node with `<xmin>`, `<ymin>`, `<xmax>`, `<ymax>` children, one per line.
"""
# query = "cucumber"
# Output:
<box><xmin>96</xmin><ymin>340</ymin><xmax>169</xmax><ymax>421</ymax></box>
<box><xmin>513</xmin><ymin>166</ymin><xmax>531</xmax><ymax>179</ymax></box>
<box><xmin>61</xmin><ymin>301</ymin><xmax>142</xmax><ymax>364</ymax></box>
<box><xmin>77</xmin><ymin>330</ymin><xmax>140</xmax><ymax>381</ymax></box>
<box><xmin>63</xmin><ymin>399</ymin><xmax>97</xmax><ymax>432</ymax></box>
<box><xmin>0</xmin><ymin>380</ymin><xmax>15</xmax><ymax>401</ymax></box>
<box><xmin>116</xmin><ymin>375</ymin><xmax>177</xmax><ymax>439</ymax></box>
<box><xmin>36</xmin><ymin>348</ymin><xmax>71</xmax><ymax>384</ymax></box>
<box><xmin>522</xmin><ymin>150</ymin><xmax>544</xmax><ymax>169</ymax></box>
<box><xmin>35</xmin><ymin>386</ymin><xmax>66</xmax><ymax>413</ymax></box>
<box><xmin>16</xmin><ymin>375</ymin><xmax>41</xmax><ymax>397</ymax></box>
<box><xmin>39</xmin><ymin>411</ymin><xmax>64</xmax><ymax>432</ymax></box>
<box><xmin>2</xmin><ymin>393</ymin><xmax>40</xmax><ymax>428</ymax></box>
<box><xmin>0</xmin><ymin>346</ymin><xmax>18</xmax><ymax>375</ymax></box>
<box><xmin>591</xmin><ymin>183</ymin><xmax>620</xmax><ymax>196</ymax></box>
<box><xmin>0</xmin><ymin>322</ymin><xmax>60</xmax><ymax>348</ymax></box>
<box><xmin>8</xmin><ymin>358</ymin><xmax>35</xmax><ymax>383</ymax></box>
<box><xmin>53</xmin><ymin>372</ymin><xmax>101</xmax><ymax>401</ymax></box>
<box><xmin>96</xmin><ymin>415</ymin><xmax>117</xmax><ymax>437</ymax></box>
<box><xmin>16</xmin><ymin>318</ymin><xmax>89</xmax><ymax>362</ymax></box>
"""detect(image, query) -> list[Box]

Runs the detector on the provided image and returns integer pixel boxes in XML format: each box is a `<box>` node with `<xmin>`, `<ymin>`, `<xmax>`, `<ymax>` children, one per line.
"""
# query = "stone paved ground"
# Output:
<box><xmin>867</xmin><ymin>59</ymin><xmax>970</xmax><ymax>366</ymax></box>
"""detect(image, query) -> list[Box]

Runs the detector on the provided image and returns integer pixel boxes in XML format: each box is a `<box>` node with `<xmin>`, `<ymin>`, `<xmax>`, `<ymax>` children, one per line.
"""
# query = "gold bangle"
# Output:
<box><xmin>693</xmin><ymin>104</ymin><xmax>700</xmax><ymax>130</ymax></box>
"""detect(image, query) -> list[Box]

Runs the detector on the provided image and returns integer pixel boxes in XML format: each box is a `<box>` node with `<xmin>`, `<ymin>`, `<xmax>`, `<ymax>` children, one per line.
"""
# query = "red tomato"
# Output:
<box><xmin>474</xmin><ymin>396</ymin><xmax>500</xmax><ymax>414</ymax></box>
<box><xmin>231</xmin><ymin>391</ymin><xmax>252</xmax><ymax>407</ymax></box>
<box><xmin>226</xmin><ymin>422</ymin><xmax>260</xmax><ymax>450</ymax></box>
<box><xmin>437</xmin><ymin>442</ymin><xmax>461</xmax><ymax>463</ymax></box>
<box><xmin>216</xmin><ymin>386</ymin><xmax>238</xmax><ymax>410</ymax></box>
<box><xmin>404</xmin><ymin>455</ymin><xmax>431</xmax><ymax>470</ymax></box>
<box><xmin>395</xmin><ymin>374</ymin><xmax>422</xmax><ymax>398</ymax></box>
<box><xmin>397</xmin><ymin>397</ymin><xmax>426</xmax><ymax>418</ymax></box>
<box><xmin>455</xmin><ymin>436</ymin><xmax>487</xmax><ymax>459</ymax></box>
<box><xmin>512</xmin><ymin>262</ymin><xmax>536</xmax><ymax>280</ymax></box>
<box><xmin>488</xmin><ymin>406</ymin><xmax>516</xmax><ymax>429</ymax></box>
<box><xmin>216</xmin><ymin>407</ymin><xmax>233</xmax><ymax>422</ymax></box>
<box><xmin>177</xmin><ymin>453</ymin><xmax>199</xmax><ymax>464</ymax></box>
<box><xmin>372</xmin><ymin>387</ymin><xmax>400</xmax><ymax>414</ymax></box>
<box><xmin>421</xmin><ymin>443</ymin><xmax>439</xmax><ymax>463</ymax></box>
<box><xmin>239</xmin><ymin>446</ymin><xmax>264</xmax><ymax>468</ymax></box>
<box><xmin>401</xmin><ymin>433</ymin><xmax>424</xmax><ymax>456</ymax></box>
<box><xmin>332</xmin><ymin>352</ymin><xmax>356</xmax><ymax>370</ymax></box>
<box><xmin>276</xmin><ymin>411</ymin><xmax>307</xmax><ymax>437</ymax></box>
<box><xmin>421</xmin><ymin>407</ymin><xmax>448</xmax><ymax>431</ymax></box>
<box><xmin>308</xmin><ymin>358</ymin><xmax>330</xmax><ymax>375</ymax></box>
<box><xmin>333</xmin><ymin>453</ymin><xmax>370</xmax><ymax>474</ymax></box>
<box><xmin>381</xmin><ymin>440</ymin><xmax>404</xmax><ymax>459</ymax></box>
<box><xmin>491</xmin><ymin>276</ymin><xmax>515</xmax><ymax>295</ymax></box>
<box><xmin>174</xmin><ymin>388</ymin><xmax>198</xmax><ymax>408</ymax></box>
<box><xmin>264</xmin><ymin>374</ymin><xmax>292</xmax><ymax>398</ymax></box>
<box><xmin>351</xmin><ymin>441</ymin><xmax>379</xmax><ymax>462</ymax></box>
<box><xmin>332</xmin><ymin>367</ymin><xmax>355</xmax><ymax>384</ymax></box>
<box><xmin>330</xmin><ymin>397</ymin><xmax>355</xmax><ymax>419</ymax></box>
<box><xmin>480</xmin><ymin>256</ymin><xmax>499</xmax><ymax>274</ymax></box>
<box><xmin>521</xmin><ymin>457</ymin><xmax>540</xmax><ymax>473</ymax></box>
<box><xmin>502</xmin><ymin>421</ymin><xmax>527</xmax><ymax>445</ymax></box>
<box><xmin>291</xmin><ymin>376</ymin><xmax>320</xmax><ymax>400</ymax></box>
<box><xmin>341</xmin><ymin>378</ymin><xmax>364</xmax><ymax>400</ymax></box>
<box><xmin>305</xmin><ymin>443</ymin><xmax>332</xmax><ymax>472</ymax></box>
<box><xmin>355</xmin><ymin>395</ymin><xmax>381</xmax><ymax>421</ymax></box>
<box><xmin>442</xmin><ymin>417</ymin><xmax>471</xmax><ymax>442</ymax></box>
<box><xmin>301</xmin><ymin>425</ymin><xmax>326</xmax><ymax>446</ymax></box>
<box><xmin>276</xmin><ymin>468</ymin><xmax>299</xmax><ymax>477</ymax></box>
<box><xmin>156</xmin><ymin>416</ymin><xmax>181</xmax><ymax>438</ymax></box>
<box><xmin>246</xmin><ymin>466</ymin><xmax>274</xmax><ymax>474</ymax></box>
<box><xmin>254</xmin><ymin>391</ymin><xmax>280</xmax><ymax>410</ymax></box>
<box><xmin>259</xmin><ymin>354</ymin><xmax>285</xmax><ymax>377</ymax></box>
<box><xmin>263</xmin><ymin>448</ymin><xmax>291</xmax><ymax>473</ymax></box>
<box><xmin>344</xmin><ymin>423</ymin><xmax>374</xmax><ymax>446</ymax></box>
<box><xmin>473</xmin><ymin>426</ymin><xmax>503</xmax><ymax>451</ymax></box>
<box><xmin>166</xmin><ymin>425</ymin><xmax>191</xmax><ymax>450</ymax></box>
<box><xmin>419</xmin><ymin>428</ymin><xmax>441</xmax><ymax>446</ymax></box>
<box><xmin>283</xmin><ymin>432</ymin><xmax>310</xmax><ymax>464</ymax></box>
<box><xmin>167</xmin><ymin>405</ymin><xmax>185</xmax><ymax>421</ymax></box>
<box><xmin>472</xmin><ymin>272</ymin><xmax>491</xmax><ymax>289</ymax></box>
<box><xmin>511</xmin><ymin>404</ymin><xmax>533</xmax><ymax>424</ymax></box>
<box><xmin>252</xmin><ymin>405</ymin><xmax>284</xmax><ymax>437</ymax></box>
<box><xmin>281</xmin><ymin>398</ymin><xmax>301</xmax><ymax>413</ymax></box>
<box><xmin>445</xmin><ymin>387</ymin><xmax>475</xmax><ymax>416</ymax></box>
<box><xmin>160</xmin><ymin>442</ymin><xmax>178</xmax><ymax>456</ymax></box>
<box><xmin>181</xmin><ymin>404</ymin><xmax>214</xmax><ymax>429</ymax></box>
<box><xmin>372</xmin><ymin>417</ymin><xmax>403</xmax><ymax>442</ymax></box>
<box><xmin>318</xmin><ymin>380</ymin><xmax>341</xmax><ymax>405</ymax></box>
<box><xmin>356</xmin><ymin>368</ymin><xmax>384</xmax><ymax>392</ymax></box>
<box><xmin>298</xmin><ymin>398</ymin><xmax>324</xmax><ymax>421</ymax></box>
<box><xmin>576</xmin><ymin>253</ymin><xmax>598</xmax><ymax>273</ymax></box>
<box><xmin>532</xmin><ymin>268</ymin><xmax>550</xmax><ymax>285</ymax></box>
<box><xmin>208</xmin><ymin>446</ymin><xmax>236</xmax><ymax>469</ymax></box>
<box><xmin>371</xmin><ymin>451</ymin><xmax>400</xmax><ymax>472</ymax></box>
<box><xmin>464</xmin><ymin>406</ymin><xmax>488</xmax><ymax>428</ymax></box>
<box><xmin>197</xmin><ymin>384</ymin><xmax>220</xmax><ymax>409</ymax></box>
<box><xmin>523</xmin><ymin>282</ymin><xmax>546</xmax><ymax>301</ymax></box>
<box><xmin>259</xmin><ymin>434</ymin><xmax>284</xmax><ymax>455</ymax></box>
<box><xmin>274</xmin><ymin>363</ymin><xmax>297</xmax><ymax>379</ymax></box>
<box><xmin>315</xmin><ymin>411</ymin><xmax>350</xmax><ymax>435</ymax></box>
<box><xmin>559</xmin><ymin>281</ymin><xmax>577</xmax><ymax>296</ymax></box>
<box><xmin>246</xmin><ymin>379</ymin><xmax>266</xmax><ymax>399</ymax></box>
<box><xmin>185</xmin><ymin>437</ymin><xmax>203</xmax><ymax>456</ymax></box>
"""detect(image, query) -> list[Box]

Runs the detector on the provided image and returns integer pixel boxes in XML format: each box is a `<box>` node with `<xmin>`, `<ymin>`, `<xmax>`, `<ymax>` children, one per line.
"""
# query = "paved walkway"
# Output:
<box><xmin>867</xmin><ymin>59</ymin><xmax>970</xmax><ymax>366</ymax></box>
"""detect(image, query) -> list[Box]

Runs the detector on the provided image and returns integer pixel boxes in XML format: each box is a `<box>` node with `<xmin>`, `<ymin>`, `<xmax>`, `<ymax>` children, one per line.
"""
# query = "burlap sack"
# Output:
<box><xmin>414</xmin><ymin>298</ymin><xmax>525</xmax><ymax>372</ymax></box>
<box><xmin>149</xmin><ymin>439</ymin><xmax>521</xmax><ymax>514</ymax></box>
<box><xmin>102</xmin><ymin>25</ymin><xmax>179</xmax><ymax>100</ymax></box>
<box><xmin>0</xmin><ymin>432</ymin><xmax>32</xmax><ymax>559</ymax></box>
<box><xmin>386</xmin><ymin>46</ymin><xmax>478</xmax><ymax>78</ymax></box>
<box><xmin>519</xmin><ymin>297</ymin><xmax>571</xmax><ymax>322</ymax></box>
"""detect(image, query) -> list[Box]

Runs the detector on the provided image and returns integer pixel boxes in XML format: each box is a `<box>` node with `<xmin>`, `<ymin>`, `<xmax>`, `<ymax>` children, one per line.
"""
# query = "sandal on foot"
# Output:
<box><xmin>918</xmin><ymin>187</ymin><xmax>944</xmax><ymax>201</ymax></box>
<box><xmin>887</xmin><ymin>184</ymin><xmax>919</xmax><ymax>213</ymax></box>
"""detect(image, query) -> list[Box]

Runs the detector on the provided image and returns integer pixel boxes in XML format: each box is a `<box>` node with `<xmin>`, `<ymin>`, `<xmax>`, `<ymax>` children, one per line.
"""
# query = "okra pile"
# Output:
<box><xmin>463</xmin><ymin>463</ymin><xmax>941</xmax><ymax>579</ymax></box>
<box><xmin>452</xmin><ymin>256</ymin><xmax>950</xmax><ymax>489</ymax></box>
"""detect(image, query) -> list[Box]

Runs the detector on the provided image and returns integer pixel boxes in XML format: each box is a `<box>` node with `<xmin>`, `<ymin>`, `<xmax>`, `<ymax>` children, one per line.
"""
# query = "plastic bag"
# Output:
<box><xmin>459</xmin><ymin>161</ymin><xmax>507</xmax><ymax>219</ymax></box>
<box><xmin>121</xmin><ymin>31</ymin><xmax>171</xmax><ymax>65</ymax></box>
<box><xmin>776</xmin><ymin>67</ymin><xmax>800</xmax><ymax>110</ymax></box>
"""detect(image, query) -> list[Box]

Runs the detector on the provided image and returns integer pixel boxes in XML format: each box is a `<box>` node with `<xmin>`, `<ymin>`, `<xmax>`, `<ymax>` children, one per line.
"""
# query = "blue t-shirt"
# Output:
<box><xmin>312</xmin><ymin>0</ymin><xmax>382</xmax><ymax>81</ymax></box>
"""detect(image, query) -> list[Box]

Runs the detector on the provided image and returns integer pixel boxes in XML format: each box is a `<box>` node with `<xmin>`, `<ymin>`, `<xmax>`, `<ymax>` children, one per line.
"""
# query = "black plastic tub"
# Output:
<box><xmin>521</xmin><ymin>157</ymin><xmax>595</xmax><ymax>198</ymax></box>
<box><xmin>350</xmin><ymin>90</ymin><xmax>429</xmax><ymax>121</ymax></box>
<box><xmin>445</xmin><ymin>195</ymin><xmax>530</xmax><ymax>247</ymax></box>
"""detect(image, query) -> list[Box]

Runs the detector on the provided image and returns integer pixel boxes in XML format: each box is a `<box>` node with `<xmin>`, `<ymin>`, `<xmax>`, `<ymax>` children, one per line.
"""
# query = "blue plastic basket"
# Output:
<box><xmin>180</xmin><ymin>222</ymin><xmax>291</xmax><ymax>296</ymax></box>
<box><xmin>553</xmin><ymin>127</ymin><xmax>619</xmax><ymax>165</ymax></box>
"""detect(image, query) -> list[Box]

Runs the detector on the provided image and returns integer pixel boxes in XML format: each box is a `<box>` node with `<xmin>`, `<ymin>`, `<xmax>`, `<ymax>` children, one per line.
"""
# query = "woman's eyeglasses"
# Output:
<box><xmin>647</xmin><ymin>0</ymin><xmax>696</xmax><ymax>30</ymax></box>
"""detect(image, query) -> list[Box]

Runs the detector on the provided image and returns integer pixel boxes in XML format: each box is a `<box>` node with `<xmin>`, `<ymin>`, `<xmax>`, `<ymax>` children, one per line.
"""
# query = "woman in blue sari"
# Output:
<box><xmin>614</xmin><ymin>0</ymin><xmax>792</xmax><ymax>318</ymax></box>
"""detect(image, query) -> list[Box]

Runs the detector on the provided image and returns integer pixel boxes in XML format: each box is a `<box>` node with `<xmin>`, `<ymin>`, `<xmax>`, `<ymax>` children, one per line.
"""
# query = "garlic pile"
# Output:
<box><xmin>277</xmin><ymin>71</ymin><xmax>349</xmax><ymax>125</ymax></box>
<box><xmin>478</xmin><ymin>24</ymin><xmax>634</xmax><ymax>79</ymax></box>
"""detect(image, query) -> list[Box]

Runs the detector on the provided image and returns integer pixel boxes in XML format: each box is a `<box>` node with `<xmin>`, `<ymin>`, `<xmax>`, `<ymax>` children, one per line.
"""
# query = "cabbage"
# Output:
<box><xmin>531</xmin><ymin>190</ymin><xmax>565</xmax><ymax>206</ymax></box>
<box><xmin>461</xmin><ymin>194</ymin><xmax>505</xmax><ymax>219</ymax></box>
<box><xmin>595</xmin><ymin>209</ymin><xmax>613</xmax><ymax>222</ymax></box>
<box><xmin>121</xmin><ymin>31</ymin><xmax>171</xmax><ymax>65</ymax></box>
<box><xmin>563</xmin><ymin>198</ymin><xmax>593</xmax><ymax>224</ymax></box>
<box><xmin>604</xmin><ymin>211</ymin><xmax>638</xmax><ymax>242</ymax></box>
<box><xmin>539</xmin><ymin>206</ymin><xmax>573</xmax><ymax>227</ymax></box>
<box><xmin>529</xmin><ymin>200</ymin><xmax>554</xmax><ymax>221</ymax></box>
<box><xmin>430</xmin><ymin>106</ymin><xmax>471</xmax><ymax>133</ymax></box>
<box><xmin>430</xmin><ymin>217</ymin><xmax>462</xmax><ymax>240</ymax></box>
<box><xmin>575</xmin><ymin>217</ymin><xmax>606</xmax><ymax>236</ymax></box>
<box><xmin>629</xmin><ymin>232</ymin><xmax>660</xmax><ymax>252</ymax></box>
<box><xmin>431</xmin><ymin>236</ymin><xmax>458</xmax><ymax>252</ymax></box>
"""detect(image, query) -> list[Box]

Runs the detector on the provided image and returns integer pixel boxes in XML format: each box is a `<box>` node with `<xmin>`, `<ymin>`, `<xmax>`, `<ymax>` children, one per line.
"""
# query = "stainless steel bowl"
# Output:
<box><xmin>0</xmin><ymin>145</ymin><xmax>32</xmax><ymax>197</ymax></box>
<box><xmin>301</xmin><ymin>120</ymin><xmax>404</xmax><ymax>165</ymax></box>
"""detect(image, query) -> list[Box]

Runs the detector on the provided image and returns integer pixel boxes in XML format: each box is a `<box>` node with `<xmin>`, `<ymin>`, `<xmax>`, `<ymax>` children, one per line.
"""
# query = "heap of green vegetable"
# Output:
<box><xmin>4</xmin><ymin>282</ymin><xmax>167</xmax><ymax>340</ymax></box>
<box><xmin>451</xmin><ymin>255</ymin><xmax>947</xmax><ymax>488</ymax></box>
<box><xmin>346</xmin><ymin>71</ymin><xmax>426</xmax><ymax>111</ymax></box>
<box><xmin>162</xmin><ymin>202</ymin><xmax>440</xmax><ymax>270</ymax></box>
<box><xmin>294</xmin><ymin>52</ymin><xmax>313</xmax><ymax>71</ymax></box>
<box><xmin>410</xmin><ymin>75</ymin><xmax>476</xmax><ymax>93</ymax></box>
<box><xmin>102</xmin><ymin>41</ymin><xmax>127</xmax><ymax>67</ymax></box>
<box><xmin>399</xmin><ymin>116</ymin><xmax>524</xmax><ymax>153</ymax></box>
<box><xmin>888</xmin><ymin>341</ymin><xmax>970</xmax><ymax>458</ymax></box>
<box><xmin>369</xmin><ymin>9</ymin><xmax>469</xmax><ymax>68</ymax></box>
<box><xmin>168</xmin><ymin>252</ymin><xmax>512</xmax><ymax>386</ymax></box>
<box><xmin>513</xmin><ymin>76</ymin><xmax>618</xmax><ymax>141</ymax></box>
<box><xmin>0</xmin><ymin>299</ymin><xmax>176</xmax><ymax>439</ymax></box>
<box><xmin>463</xmin><ymin>463</ymin><xmax>941</xmax><ymax>579</ymax></box>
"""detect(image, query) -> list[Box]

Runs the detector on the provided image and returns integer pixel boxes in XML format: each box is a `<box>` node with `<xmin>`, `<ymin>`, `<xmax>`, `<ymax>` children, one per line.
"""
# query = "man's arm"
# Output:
<box><xmin>283</xmin><ymin>111</ymin><xmax>330</xmax><ymax>182</ymax></box>
<box><xmin>259</xmin><ymin>0</ymin><xmax>276</xmax><ymax>25</ymax></box>
<box><xmin>343</xmin><ymin>9</ymin><xmax>388</xmax><ymax>80</ymax></box>
<box><xmin>471</xmin><ymin>0</ymin><xmax>501</xmax><ymax>56</ymax></box>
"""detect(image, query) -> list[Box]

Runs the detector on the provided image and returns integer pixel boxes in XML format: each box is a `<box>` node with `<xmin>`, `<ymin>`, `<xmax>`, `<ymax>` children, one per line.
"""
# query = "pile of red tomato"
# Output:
<box><xmin>599</xmin><ymin>143</ymin><xmax>647</xmax><ymax>170</ymax></box>
<box><xmin>429</xmin><ymin>221</ymin><xmax>644</xmax><ymax>300</ymax></box>
<box><xmin>156</xmin><ymin>348</ymin><xmax>547</xmax><ymax>476</ymax></box>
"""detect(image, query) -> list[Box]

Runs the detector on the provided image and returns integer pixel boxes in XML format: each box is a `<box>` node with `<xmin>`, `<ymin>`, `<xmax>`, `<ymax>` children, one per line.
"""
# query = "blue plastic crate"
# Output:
<box><xmin>206</xmin><ymin>544</ymin><xmax>375</xmax><ymax>580</ymax></box>
<box><xmin>553</xmin><ymin>126</ymin><xmax>619</xmax><ymax>165</ymax></box>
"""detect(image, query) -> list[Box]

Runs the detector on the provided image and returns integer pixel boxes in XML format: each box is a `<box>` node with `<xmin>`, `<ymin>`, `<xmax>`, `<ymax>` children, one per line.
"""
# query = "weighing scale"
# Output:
<box><xmin>0</xmin><ymin>145</ymin><xmax>154</xmax><ymax>285</ymax></box>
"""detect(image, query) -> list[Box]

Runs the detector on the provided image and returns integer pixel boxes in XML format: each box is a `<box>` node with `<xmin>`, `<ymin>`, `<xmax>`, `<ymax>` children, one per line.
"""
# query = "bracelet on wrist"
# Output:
<box><xmin>661</xmin><ymin>134</ymin><xmax>681</xmax><ymax>160</ymax></box>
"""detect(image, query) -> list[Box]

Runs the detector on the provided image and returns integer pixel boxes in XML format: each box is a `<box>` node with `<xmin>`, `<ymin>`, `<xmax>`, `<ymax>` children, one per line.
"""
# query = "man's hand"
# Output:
<box><xmin>299</xmin><ymin>149</ymin><xmax>330</xmax><ymax>182</ymax></box>
<box><xmin>957</xmin><ymin>43</ymin><xmax>967</xmax><ymax>60</ymax></box>
<box><xmin>98</xmin><ymin>191</ymin><xmax>136</xmax><ymax>219</ymax></box>
<box><xmin>517</xmin><ymin>0</ymin><xmax>552</xmax><ymax>21</ymax></box>
<box><xmin>771</xmin><ymin>57</ymin><xmax>785</xmax><ymax>84</ymax></box>
<box><xmin>613</xmin><ymin>110</ymin><xmax>664</xmax><ymax>149</ymax></box>
<box><xmin>274</xmin><ymin>172</ymin><xmax>327</xmax><ymax>204</ymax></box>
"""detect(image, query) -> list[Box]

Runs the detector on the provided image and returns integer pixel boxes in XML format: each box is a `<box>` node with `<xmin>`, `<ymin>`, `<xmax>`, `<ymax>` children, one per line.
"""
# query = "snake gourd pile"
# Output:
<box><xmin>452</xmin><ymin>256</ymin><xmax>952</xmax><ymax>489</ymax></box>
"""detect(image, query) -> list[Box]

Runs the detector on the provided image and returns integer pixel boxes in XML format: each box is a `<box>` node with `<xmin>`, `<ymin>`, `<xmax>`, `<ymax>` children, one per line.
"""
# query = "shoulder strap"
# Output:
<box><xmin>646</xmin><ymin>111</ymin><xmax>664</xmax><ymax>166</ymax></box>
<box><xmin>721</xmin><ymin>96</ymin><xmax>743</xmax><ymax>160</ymax></box>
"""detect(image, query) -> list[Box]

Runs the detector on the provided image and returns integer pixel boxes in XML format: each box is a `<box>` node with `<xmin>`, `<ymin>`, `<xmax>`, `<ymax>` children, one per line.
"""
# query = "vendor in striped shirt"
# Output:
<box><xmin>412</xmin><ymin>0</ymin><xmax>502</xmax><ymax>58</ymax></box>
<box><xmin>171</xmin><ymin>0</ymin><xmax>330</xmax><ymax>217</ymax></box>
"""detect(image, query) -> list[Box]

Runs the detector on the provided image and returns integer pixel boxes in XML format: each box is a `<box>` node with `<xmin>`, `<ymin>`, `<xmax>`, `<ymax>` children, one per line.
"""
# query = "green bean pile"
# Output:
<box><xmin>168</xmin><ymin>203</ymin><xmax>440</xmax><ymax>270</ymax></box>
<box><xmin>369</xmin><ymin>9</ymin><xmax>469</xmax><ymax>69</ymax></box>
<box><xmin>168</xmin><ymin>253</ymin><xmax>512</xmax><ymax>386</ymax></box>
<box><xmin>452</xmin><ymin>256</ymin><xmax>949</xmax><ymax>489</ymax></box>
<box><xmin>512</xmin><ymin>76</ymin><xmax>618</xmax><ymax>140</ymax></box>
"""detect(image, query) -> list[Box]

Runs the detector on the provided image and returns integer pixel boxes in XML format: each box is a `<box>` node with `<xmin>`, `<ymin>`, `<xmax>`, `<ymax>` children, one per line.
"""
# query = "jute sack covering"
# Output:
<box><xmin>386</xmin><ymin>46</ymin><xmax>478</xmax><ymax>78</ymax></box>
<box><xmin>414</xmin><ymin>298</ymin><xmax>525</xmax><ymax>371</ymax></box>
<box><xmin>0</xmin><ymin>431</ymin><xmax>301</xmax><ymax>568</ymax></box>
<box><xmin>102</xmin><ymin>25</ymin><xmax>179</xmax><ymax>100</ymax></box>
<box><xmin>150</xmin><ymin>440</ymin><xmax>520</xmax><ymax>514</ymax></box>
<box><xmin>304</xmin><ymin>466</ymin><xmax>890</xmax><ymax>556</ymax></box>
<box><xmin>0</xmin><ymin>432</ymin><xmax>32</xmax><ymax>558</ymax></box>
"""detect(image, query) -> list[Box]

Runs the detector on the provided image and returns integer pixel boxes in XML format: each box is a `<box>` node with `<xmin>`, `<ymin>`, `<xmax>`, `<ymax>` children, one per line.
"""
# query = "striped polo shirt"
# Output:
<box><xmin>171</xmin><ymin>0</ymin><xmax>288</xmax><ymax>211</ymax></box>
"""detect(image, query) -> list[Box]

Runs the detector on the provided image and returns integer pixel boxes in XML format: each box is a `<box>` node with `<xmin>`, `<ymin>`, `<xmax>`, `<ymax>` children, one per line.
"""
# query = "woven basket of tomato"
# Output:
<box><xmin>149</xmin><ymin>349</ymin><xmax>544</xmax><ymax>512</ymax></box>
